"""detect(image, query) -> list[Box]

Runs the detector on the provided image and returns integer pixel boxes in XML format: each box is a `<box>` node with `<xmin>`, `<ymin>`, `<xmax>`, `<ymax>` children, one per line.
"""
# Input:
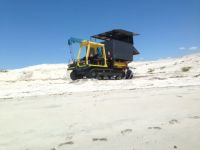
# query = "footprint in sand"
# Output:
<box><xmin>58</xmin><ymin>141</ymin><xmax>74</xmax><ymax>147</ymax></box>
<box><xmin>189</xmin><ymin>116</ymin><xmax>200</xmax><ymax>119</ymax></box>
<box><xmin>148</xmin><ymin>126</ymin><xmax>162</xmax><ymax>130</ymax></box>
<box><xmin>51</xmin><ymin>137</ymin><xmax>74</xmax><ymax>150</ymax></box>
<box><xmin>121</xmin><ymin>129</ymin><xmax>133</xmax><ymax>135</ymax></box>
<box><xmin>169</xmin><ymin>119</ymin><xmax>179</xmax><ymax>124</ymax></box>
<box><xmin>176</xmin><ymin>95</ymin><xmax>182</xmax><ymax>98</ymax></box>
<box><xmin>92</xmin><ymin>138</ymin><xmax>107</xmax><ymax>142</ymax></box>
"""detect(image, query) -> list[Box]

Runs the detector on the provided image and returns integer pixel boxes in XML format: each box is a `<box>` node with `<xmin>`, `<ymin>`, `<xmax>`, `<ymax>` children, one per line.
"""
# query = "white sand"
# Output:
<box><xmin>0</xmin><ymin>53</ymin><xmax>200</xmax><ymax>150</ymax></box>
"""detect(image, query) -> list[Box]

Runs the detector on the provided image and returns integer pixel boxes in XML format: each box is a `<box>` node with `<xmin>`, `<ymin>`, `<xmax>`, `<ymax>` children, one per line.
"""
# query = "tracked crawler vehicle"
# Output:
<box><xmin>67</xmin><ymin>29</ymin><xmax>139</xmax><ymax>80</ymax></box>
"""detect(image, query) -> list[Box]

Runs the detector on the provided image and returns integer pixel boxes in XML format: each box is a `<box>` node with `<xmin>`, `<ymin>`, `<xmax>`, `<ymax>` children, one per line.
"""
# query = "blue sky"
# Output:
<box><xmin>0</xmin><ymin>0</ymin><xmax>200</xmax><ymax>69</ymax></box>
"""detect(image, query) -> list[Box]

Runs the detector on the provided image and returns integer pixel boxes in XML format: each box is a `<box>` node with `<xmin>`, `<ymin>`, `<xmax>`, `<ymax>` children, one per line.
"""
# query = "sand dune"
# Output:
<box><xmin>0</xmin><ymin>53</ymin><xmax>200</xmax><ymax>150</ymax></box>
<box><xmin>0</xmin><ymin>53</ymin><xmax>200</xmax><ymax>99</ymax></box>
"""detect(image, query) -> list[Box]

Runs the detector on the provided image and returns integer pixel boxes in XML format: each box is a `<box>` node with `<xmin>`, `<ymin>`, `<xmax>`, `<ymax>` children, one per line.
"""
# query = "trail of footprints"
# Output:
<box><xmin>51</xmin><ymin>128</ymin><xmax>132</xmax><ymax>149</ymax></box>
<box><xmin>51</xmin><ymin>116</ymin><xmax>200</xmax><ymax>149</ymax></box>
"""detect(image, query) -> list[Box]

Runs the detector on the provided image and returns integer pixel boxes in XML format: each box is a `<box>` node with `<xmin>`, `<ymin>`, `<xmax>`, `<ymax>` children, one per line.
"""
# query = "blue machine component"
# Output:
<box><xmin>67</xmin><ymin>37</ymin><xmax>84</xmax><ymax>61</ymax></box>
<box><xmin>68</xmin><ymin>37</ymin><xmax>83</xmax><ymax>46</ymax></box>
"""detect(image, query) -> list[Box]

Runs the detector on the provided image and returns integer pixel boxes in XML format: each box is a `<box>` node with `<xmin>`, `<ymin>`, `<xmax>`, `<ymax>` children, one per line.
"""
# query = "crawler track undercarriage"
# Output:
<box><xmin>70</xmin><ymin>67</ymin><xmax>133</xmax><ymax>80</ymax></box>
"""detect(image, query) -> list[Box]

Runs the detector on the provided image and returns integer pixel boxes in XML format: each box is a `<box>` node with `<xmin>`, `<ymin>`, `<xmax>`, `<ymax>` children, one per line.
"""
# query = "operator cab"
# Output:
<box><xmin>77</xmin><ymin>41</ymin><xmax>107</xmax><ymax>67</ymax></box>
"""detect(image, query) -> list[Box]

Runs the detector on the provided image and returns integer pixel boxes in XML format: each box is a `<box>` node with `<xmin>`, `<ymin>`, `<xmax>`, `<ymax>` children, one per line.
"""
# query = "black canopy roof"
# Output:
<box><xmin>91</xmin><ymin>29</ymin><xmax>139</xmax><ymax>44</ymax></box>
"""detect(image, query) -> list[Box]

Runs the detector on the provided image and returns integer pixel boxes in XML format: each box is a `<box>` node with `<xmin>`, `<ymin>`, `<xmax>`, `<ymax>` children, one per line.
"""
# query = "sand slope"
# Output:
<box><xmin>0</xmin><ymin>53</ymin><xmax>200</xmax><ymax>99</ymax></box>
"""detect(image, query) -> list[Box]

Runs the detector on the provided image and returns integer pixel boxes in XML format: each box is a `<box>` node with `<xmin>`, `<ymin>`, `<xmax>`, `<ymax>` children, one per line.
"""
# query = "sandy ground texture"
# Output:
<box><xmin>0</xmin><ymin>53</ymin><xmax>200</xmax><ymax>150</ymax></box>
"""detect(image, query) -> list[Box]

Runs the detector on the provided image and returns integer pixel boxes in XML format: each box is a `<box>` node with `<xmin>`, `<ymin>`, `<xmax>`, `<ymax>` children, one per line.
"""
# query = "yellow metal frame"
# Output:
<box><xmin>113</xmin><ymin>61</ymin><xmax>128</xmax><ymax>68</ymax></box>
<box><xmin>77</xmin><ymin>40</ymin><xmax>108</xmax><ymax>68</ymax></box>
